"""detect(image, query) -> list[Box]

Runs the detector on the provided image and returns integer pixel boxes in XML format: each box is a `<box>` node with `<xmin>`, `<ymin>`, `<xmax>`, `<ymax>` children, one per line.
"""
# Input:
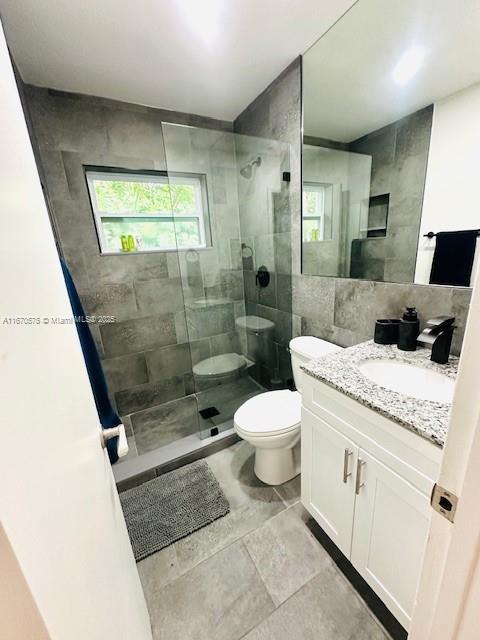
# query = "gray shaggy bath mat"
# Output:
<box><xmin>120</xmin><ymin>459</ymin><xmax>230</xmax><ymax>561</ymax></box>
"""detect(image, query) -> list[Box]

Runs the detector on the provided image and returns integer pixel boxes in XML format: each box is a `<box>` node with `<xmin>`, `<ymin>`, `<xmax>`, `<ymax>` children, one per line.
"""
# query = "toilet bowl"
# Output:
<box><xmin>234</xmin><ymin>336</ymin><xmax>342</xmax><ymax>485</ymax></box>
<box><xmin>193</xmin><ymin>352</ymin><xmax>248</xmax><ymax>388</ymax></box>
<box><xmin>235</xmin><ymin>389</ymin><xmax>302</xmax><ymax>485</ymax></box>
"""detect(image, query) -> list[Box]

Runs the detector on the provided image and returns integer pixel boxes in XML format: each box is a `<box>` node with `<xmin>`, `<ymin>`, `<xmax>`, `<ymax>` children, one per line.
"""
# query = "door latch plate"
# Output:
<box><xmin>431</xmin><ymin>483</ymin><xmax>458</xmax><ymax>523</ymax></box>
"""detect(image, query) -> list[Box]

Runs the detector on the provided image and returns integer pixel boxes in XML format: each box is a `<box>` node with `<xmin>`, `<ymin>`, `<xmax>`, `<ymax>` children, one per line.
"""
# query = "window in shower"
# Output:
<box><xmin>86</xmin><ymin>167</ymin><xmax>211</xmax><ymax>254</ymax></box>
<box><xmin>302</xmin><ymin>181</ymin><xmax>333</xmax><ymax>242</ymax></box>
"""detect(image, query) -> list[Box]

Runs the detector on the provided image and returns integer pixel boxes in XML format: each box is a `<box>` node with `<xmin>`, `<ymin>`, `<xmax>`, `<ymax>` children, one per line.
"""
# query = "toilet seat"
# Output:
<box><xmin>234</xmin><ymin>390</ymin><xmax>301</xmax><ymax>438</ymax></box>
<box><xmin>235</xmin><ymin>315</ymin><xmax>274</xmax><ymax>333</ymax></box>
<box><xmin>193</xmin><ymin>353</ymin><xmax>246</xmax><ymax>380</ymax></box>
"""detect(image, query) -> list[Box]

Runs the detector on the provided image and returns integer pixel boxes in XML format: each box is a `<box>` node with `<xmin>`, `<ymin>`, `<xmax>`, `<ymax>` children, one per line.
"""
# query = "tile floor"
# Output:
<box><xmin>136</xmin><ymin>441</ymin><xmax>391</xmax><ymax>640</ymax></box>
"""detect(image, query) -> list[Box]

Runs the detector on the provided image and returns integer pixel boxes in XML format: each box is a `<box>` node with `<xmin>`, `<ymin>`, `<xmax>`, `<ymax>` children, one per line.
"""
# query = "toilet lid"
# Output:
<box><xmin>193</xmin><ymin>353</ymin><xmax>246</xmax><ymax>378</ymax></box>
<box><xmin>234</xmin><ymin>390</ymin><xmax>301</xmax><ymax>437</ymax></box>
<box><xmin>235</xmin><ymin>315</ymin><xmax>274</xmax><ymax>333</ymax></box>
<box><xmin>289</xmin><ymin>336</ymin><xmax>342</xmax><ymax>359</ymax></box>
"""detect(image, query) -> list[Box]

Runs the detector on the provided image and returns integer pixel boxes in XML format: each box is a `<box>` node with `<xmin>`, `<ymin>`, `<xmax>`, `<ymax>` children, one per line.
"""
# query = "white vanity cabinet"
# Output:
<box><xmin>301</xmin><ymin>373</ymin><xmax>442</xmax><ymax>630</ymax></box>
<box><xmin>301</xmin><ymin>409</ymin><xmax>358</xmax><ymax>556</ymax></box>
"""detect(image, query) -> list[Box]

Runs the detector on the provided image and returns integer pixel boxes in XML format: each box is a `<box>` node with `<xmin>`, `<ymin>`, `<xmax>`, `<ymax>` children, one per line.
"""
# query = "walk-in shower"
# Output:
<box><xmin>113</xmin><ymin>124</ymin><xmax>292</xmax><ymax>481</ymax></box>
<box><xmin>22</xmin><ymin>83</ymin><xmax>293</xmax><ymax>485</ymax></box>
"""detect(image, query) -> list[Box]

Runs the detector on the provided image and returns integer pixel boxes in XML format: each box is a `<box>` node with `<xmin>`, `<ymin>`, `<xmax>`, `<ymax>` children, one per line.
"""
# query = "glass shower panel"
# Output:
<box><xmin>302</xmin><ymin>144</ymin><xmax>372</xmax><ymax>277</ymax></box>
<box><xmin>98</xmin><ymin>123</ymin><xmax>195</xmax><ymax>468</ymax></box>
<box><xmin>162</xmin><ymin>123</ymin><xmax>291</xmax><ymax>440</ymax></box>
<box><xmin>161</xmin><ymin>123</ymin><xmax>246</xmax><ymax>438</ymax></box>
<box><xmin>235</xmin><ymin>134</ymin><xmax>292</xmax><ymax>391</ymax></box>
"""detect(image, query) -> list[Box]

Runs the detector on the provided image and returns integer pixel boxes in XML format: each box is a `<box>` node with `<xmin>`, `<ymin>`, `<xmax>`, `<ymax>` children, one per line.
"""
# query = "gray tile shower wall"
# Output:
<box><xmin>349</xmin><ymin>106</ymin><xmax>433</xmax><ymax>283</ymax></box>
<box><xmin>234</xmin><ymin>58</ymin><xmax>471</xmax><ymax>356</ymax></box>
<box><xmin>22</xmin><ymin>84</ymin><xmax>242</xmax><ymax>457</ymax></box>
<box><xmin>233</xmin><ymin>58</ymin><xmax>301</xmax><ymax>384</ymax></box>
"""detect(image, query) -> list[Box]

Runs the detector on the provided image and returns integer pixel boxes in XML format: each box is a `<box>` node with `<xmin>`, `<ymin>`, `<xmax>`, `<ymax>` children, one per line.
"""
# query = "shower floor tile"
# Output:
<box><xmin>138</xmin><ymin>441</ymin><xmax>392</xmax><ymax>640</ymax></box>
<box><xmin>196</xmin><ymin>376</ymin><xmax>263</xmax><ymax>432</ymax></box>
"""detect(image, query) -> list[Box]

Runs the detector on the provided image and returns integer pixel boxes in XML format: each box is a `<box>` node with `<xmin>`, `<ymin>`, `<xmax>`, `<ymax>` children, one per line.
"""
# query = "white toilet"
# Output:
<box><xmin>234</xmin><ymin>336</ymin><xmax>342</xmax><ymax>485</ymax></box>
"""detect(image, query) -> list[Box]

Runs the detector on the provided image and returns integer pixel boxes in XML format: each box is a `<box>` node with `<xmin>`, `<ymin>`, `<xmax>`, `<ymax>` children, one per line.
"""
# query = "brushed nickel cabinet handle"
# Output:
<box><xmin>343</xmin><ymin>448</ymin><xmax>353</xmax><ymax>483</ymax></box>
<box><xmin>355</xmin><ymin>458</ymin><xmax>366</xmax><ymax>495</ymax></box>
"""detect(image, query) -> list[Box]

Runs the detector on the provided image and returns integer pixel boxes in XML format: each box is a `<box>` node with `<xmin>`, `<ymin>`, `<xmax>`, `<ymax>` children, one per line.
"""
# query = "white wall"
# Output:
<box><xmin>415</xmin><ymin>82</ymin><xmax>480</xmax><ymax>285</ymax></box>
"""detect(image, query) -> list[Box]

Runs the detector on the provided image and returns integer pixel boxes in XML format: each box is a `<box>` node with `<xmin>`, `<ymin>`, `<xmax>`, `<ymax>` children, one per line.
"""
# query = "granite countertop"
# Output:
<box><xmin>301</xmin><ymin>341</ymin><xmax>459</xmax><ymax>447</ymax></box>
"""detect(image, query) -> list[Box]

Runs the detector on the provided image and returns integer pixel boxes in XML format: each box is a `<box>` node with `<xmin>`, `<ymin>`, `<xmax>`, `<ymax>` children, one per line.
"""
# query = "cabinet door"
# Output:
<box><xmin>351</xmin><ymin>449</ymin><xmax>431</xmax><ymax>630</ymax></box>
<box><xmin>301</xmin><ymin>407</ymin><xmax>358</xmax><ymax>557</ymax></box>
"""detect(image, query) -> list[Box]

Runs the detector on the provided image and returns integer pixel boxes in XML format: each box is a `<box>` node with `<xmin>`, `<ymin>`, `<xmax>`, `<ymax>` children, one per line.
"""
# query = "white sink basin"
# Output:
<box><xmin>358</xmin><ymin>359</ymin><xmax>455</xmax><ymax>403</ymax></box>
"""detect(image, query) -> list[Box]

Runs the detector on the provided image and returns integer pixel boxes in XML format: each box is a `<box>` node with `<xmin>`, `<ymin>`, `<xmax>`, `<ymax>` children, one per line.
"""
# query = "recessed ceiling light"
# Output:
<box><xmin>177</xmin><ymin>0</ymin><xmax>223</xmax><ymax>46</ymax></box>
<box><xmin>393</xmin><ymin>46</ymin><xmax>426</xmax><ymax>85</ymax></box>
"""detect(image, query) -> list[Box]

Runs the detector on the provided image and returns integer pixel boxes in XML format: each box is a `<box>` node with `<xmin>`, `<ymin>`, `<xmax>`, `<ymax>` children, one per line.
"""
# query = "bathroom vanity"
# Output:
<box><xmin>300</xmin><ymin>342</ymin><xmax>457</xmax><ymax>631</ymax></box>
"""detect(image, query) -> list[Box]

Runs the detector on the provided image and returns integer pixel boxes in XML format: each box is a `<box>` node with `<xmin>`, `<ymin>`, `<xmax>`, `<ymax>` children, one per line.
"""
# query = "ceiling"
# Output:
<box><xmin>0</xmin><ymin>0</ymin><xmax>355</xmax><ymax>121</ymax></box>
<box><xmin>304</xmin><ymin>0</ymin><xmax>480</xmax><ymax>141</ymax></box>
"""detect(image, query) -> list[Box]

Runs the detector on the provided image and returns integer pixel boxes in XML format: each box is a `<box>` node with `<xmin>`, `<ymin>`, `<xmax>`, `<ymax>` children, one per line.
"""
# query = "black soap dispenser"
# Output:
<box><xmin>398</xmin><ymin>307</ymin><xmax>420</xmax><ymax>351</ymax></box>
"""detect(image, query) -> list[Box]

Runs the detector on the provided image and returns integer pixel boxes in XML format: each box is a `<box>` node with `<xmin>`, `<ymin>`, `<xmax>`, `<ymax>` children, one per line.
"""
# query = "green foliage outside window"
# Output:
<box><xmin>94</xmin><ymin>179</ymin><xmax>196</xmax><ymax>215</ymax></box>
<box><xmin>303</xmin><ymin>190</ymin><xmax>321</xmax><ymax>216</ymax></box>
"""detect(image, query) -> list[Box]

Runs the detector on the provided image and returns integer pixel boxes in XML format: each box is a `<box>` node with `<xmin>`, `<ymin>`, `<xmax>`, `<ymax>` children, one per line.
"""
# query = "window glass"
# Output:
<box><xmin>86</xmin><ymin>168</ymin><xmax>210</xmax><ymax>254</ymax></box>
<box><xmin>303</xmin><ymin>187</ymin><xmax>325</xmax><ymax>216</ymax></box>
<box><xmin>303</xmin><ymin>183</ymin><xmax>326</xmax><ymax>241</ymax></box>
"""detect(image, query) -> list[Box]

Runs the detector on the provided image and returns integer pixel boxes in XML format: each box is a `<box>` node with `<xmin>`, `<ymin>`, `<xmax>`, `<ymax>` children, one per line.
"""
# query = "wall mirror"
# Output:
<box><xmin>302</xmin><ymin>0</ymin><xmax>480</xmax><ymax>287</ymax></box>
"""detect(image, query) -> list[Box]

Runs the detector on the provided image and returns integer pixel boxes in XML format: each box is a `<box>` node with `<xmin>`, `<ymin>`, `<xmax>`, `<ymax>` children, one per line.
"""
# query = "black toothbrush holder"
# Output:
<box><xmin>374</xmin><ymin>319</ymin><xmax>401</xmax><ymax>345</ymax></box>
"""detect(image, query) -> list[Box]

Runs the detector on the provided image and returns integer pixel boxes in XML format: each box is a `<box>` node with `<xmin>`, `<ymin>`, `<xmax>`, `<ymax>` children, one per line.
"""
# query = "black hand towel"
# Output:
<box><xmin>429</xmin><ymin>230</ymin><xmax>478</xmax><ymax>287</ymax></box>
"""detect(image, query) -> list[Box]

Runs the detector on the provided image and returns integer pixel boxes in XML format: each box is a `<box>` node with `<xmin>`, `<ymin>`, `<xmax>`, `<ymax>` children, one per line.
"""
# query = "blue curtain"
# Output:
<box><xmin>60</xmin><ymin>258</ymin><xmax>120</xmax><ymax>464</ymax></box>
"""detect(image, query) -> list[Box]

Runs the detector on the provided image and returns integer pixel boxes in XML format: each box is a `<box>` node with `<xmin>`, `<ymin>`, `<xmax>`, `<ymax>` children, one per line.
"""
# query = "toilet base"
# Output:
<box><xmin>254</xmin><ymin>439</ymin><xmax>301</xmax><ymax>486</ymax></box>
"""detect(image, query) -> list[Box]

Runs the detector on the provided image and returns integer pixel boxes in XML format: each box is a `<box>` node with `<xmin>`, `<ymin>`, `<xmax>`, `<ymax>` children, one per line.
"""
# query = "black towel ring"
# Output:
<box><xmin>241</xmin><ymin>243</ymin><xmax>253</xmax><ymax>258</ymax></box>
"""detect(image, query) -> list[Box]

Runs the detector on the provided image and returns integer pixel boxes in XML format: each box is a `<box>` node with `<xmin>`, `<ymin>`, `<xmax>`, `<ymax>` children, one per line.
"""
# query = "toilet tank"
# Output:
<box><xmin>289</xmin><ymin>336</ymin><xmax>342</xmax><ymax>394</ymax></box>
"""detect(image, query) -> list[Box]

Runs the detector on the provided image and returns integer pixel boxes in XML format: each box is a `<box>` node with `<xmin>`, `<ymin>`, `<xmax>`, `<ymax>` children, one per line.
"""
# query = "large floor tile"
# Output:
<box><xmin>173</xmin><ymin>441</ymin><xmax>285</xmax><ymax>573</ymax></box>
<box><xmin>174</xmin><ymin>493</ymin><xmax>285</xmax><ymax>575</ymax></box>
<box><xmin>137</xmin><ymin>545</ymin><xmax>180</xmax><ymax>607</ymax></box>
<box><xmin>135</xmin><ymin>441</ymin><xmax>391</xmax><ymax>640</ymax></box>
<box><xmin>243</xmin><ymin>505</ymin><xmax>330</xmax><ymax>606</ymax></box>
<box><xmin>148</xmin><ymin>540</ymin><xmax>275</xmax><ymax>640</ymax></box>
<box><xmin>207</xmin><ymin>440</ymin><xmax>284</xmax><ymax>509</ymax></box>
<box><xmin>242</xmin><ymin>568</ymin><xmax>390</xmax><ymax>640</ymax></box>
<box><xmin>274</xmin><ymin>474</ymin><xmax>301</xmax><ymax>506</ymax></box>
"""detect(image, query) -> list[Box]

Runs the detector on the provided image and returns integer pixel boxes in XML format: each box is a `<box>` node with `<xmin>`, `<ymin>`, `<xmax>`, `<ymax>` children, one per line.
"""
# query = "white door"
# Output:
<box><xmin>409</xmin><ymin>226</ymin><xmax>480</xmax><ymax>638</ymax></box>
<box><xmin>0</xmin><ymin>21</ymin><xmax>151</xmax><ymax>640</ymax></box>
<box><xmin>301</xmin><ymin>407</ymin><xmax>358</xmax><ymax>556</ymax></box>
<box><xmin>351</xmin><ymin>449</ymin><xmax>431</xmax><ymax>630</ymax></box>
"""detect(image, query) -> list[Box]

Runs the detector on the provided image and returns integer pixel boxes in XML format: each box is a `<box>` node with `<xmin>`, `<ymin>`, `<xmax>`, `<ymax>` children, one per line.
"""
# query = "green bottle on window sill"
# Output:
<box><xmin>120</xmin><ymin>235</ymin><xmax>129</xmax><ymax>252</ymax></box>
<box><xmin>127</xmin><ymin>234</ymin><xmax>136</xmax><ymax>252</ymax></box>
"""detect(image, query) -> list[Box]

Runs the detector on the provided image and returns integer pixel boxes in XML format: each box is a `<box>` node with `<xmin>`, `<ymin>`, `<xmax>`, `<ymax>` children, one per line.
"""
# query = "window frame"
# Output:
<box><xmin>303</xmin><ymin>181</ymin><xmax>327</xmax><ymax>242</ymax></box>
<box><xmin>84</xmin><ymin>166</ymin><xmax>211</xmax><ymax>255</ymax></box>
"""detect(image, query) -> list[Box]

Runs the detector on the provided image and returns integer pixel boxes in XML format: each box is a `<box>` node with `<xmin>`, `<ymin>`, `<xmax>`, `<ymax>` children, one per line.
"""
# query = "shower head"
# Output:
<box><xmin>240</xmin><ymin>156</ymin><xmax>262</xmax><ymax>179</ymax></box>
<box><xmin>240</xmin><ymin>164</ymin><xmax>252</xmax><ymax>179</ymax></box>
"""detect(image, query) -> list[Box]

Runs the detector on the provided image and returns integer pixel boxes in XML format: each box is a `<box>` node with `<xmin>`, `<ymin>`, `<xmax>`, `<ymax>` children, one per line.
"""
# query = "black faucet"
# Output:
<box><xmin>417</xmin><ymin>316</ymin><xmax>455</xmax><ymax>364</ymax></box>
